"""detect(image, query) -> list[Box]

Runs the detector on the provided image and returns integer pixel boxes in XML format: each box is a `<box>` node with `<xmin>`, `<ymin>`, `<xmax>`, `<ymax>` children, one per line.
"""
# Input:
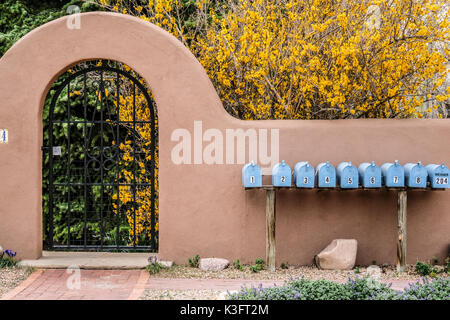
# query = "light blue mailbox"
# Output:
<box><xmin>336</xmin><ymin>162</ymin><xmax>358</xmax><ymax>189</ymax></box>
<box><xmin>272</xmin><ymin>160</ymin><xmax>292</xmax><ymax>187</ymax></box>
<box><xmin>358</xmin><ymin>161</ymin><xmax>381</xmax><ymax>188</ymax></box>
<box><xmin>242</xmin><ymin>161</ymin><xmax>262</xmax><ymax>188</ymax></box>
<box><xmin>404</xmin><ymin>161</ymin><xmax>427</xmax><ymax>188</ymax></box>
<box><xmin>381</xmin><ymin>160</ymin><xmax>405</xmax><ymax>187</ymax></box>
<box><xmin>294</xmin><ymin>162</ymin><xmax>315</xmax><ymax>188</ymax></box>
<box><xmin>315</xmin><ymin>161</ymin><xmax>336</xmax><ymax>188</ymax></box>
<box><xmin>426</xmin><ymin>163</ymin><xmax>449</xmax><ymax>189</ymax></box>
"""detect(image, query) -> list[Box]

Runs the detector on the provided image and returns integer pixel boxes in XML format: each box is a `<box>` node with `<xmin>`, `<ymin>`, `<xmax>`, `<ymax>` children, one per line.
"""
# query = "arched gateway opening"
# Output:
<box><xmin>0</xmin><ymin>12</ymin><xmax>228</xmax><ymax>260</ymax></box>
<box><xmin>43</xmin><ymin>60</ymin><xmax>158</xmax><ymax>252</ymax></box>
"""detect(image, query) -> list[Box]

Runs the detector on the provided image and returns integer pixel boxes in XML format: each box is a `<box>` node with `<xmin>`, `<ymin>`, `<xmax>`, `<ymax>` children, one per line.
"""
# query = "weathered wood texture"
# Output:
<box><xmin>397</xmin><ymin>190</ymin><xmax>407</xmax><ymax>272</ymax></box>
<box><xmin>265</xmin><ymin>189</ymin><xmax>276</xmax><ymax>271</ymax></box>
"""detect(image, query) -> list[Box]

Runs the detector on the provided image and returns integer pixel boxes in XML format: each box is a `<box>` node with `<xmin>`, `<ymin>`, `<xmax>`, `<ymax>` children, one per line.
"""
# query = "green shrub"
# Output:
<box><xmin>354</xmin><ymin>266</ymin><xmax>361</xmax><ymax>274</ymax></box>
<box><xmin>228</xmin><ymin>276</ymin><xmax>450</xmax><ymax>300</ymax></box>
<box><xmin>347</xmin><ymin>277</ymin><xmax>397</xmax><ymax>300</ymax></box>
<box><xmin>146</xmin><ymin>262</ymin><xmax>163</xmax><ymax>275</ymax></box>
<box><xmin>255</xmin><ymin>259</ymin><xmax>265</xmax><ymax>265</ymax></box>
<box><xmin>188</xmin><ymin>254</ymin><xmax>200</xmax><ymax>268</ymax></box>
<box><xmin>146</xmin><ymin>256</ymin><xmax>164</xmax><ymax>274</ymax></box>
<box><xmin>400</xmin><ymin>278</ymin><xmax>450</xmax><ymax>300</ymax></box>
<box><xmin>0</xmin><ymin>249</ymin><xmax>17</xmax><ymax>268</ymax></box>
<box><xmin>228</xmin><ymin>277</ymin><xmax>352</xmax><ymax>300</ymax></box>
<box><xmin>281</xmin><ymin>262</ymin><xmax>288</xmax><ymax>270</ymax></box>
<box><xmin>0</xmin><ymin>257</ymin><xmax>17</xmax><ymax>268</ymax></box>
<box><xmin>249</xmin><ymin>264</ymin><xmax>263</xmax><ymax>273</ymax></box>
<box><xmin>249</xmin><ymin>259</ymin><xmax>265</xmax><ymax>273</ymax></box>
<box><xmin>415</xmin><ymin>261</ymin><xmax>432</xmax><ymax>276</ymax></box>
<box><xmin>233</xmin><ymin>259</ymin><xmax>243</xmax><ymax>271</ymax></box>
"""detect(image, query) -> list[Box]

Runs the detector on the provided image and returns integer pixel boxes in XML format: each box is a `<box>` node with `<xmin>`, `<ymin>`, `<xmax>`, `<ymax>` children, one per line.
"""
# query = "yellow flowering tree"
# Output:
<box><xmin>113</xmin><ymin>64</ymin><xmax>159</xmax><ymax>244</ymax></box>
<box><xmin>89</xmin><ymin>60</ymin><xmax>159</xmax><ymax>245</ymax></box>
<box><xmin>193</xmin><ymin>0</ymin><xmax>449</xmax><ymax>119</ymax></box>
<box><xmin>95</xmin><ymin>0</ymin><xmax>449</xmax><ymax>120</ymax></box>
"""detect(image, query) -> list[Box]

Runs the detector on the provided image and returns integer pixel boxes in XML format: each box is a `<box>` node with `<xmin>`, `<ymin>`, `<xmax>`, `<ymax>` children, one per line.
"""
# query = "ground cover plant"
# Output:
<box><xmin>188</xmin><ymin>254</ymin><xmax>200</xmax><ymax>268</ymax></box>
<box><xmin>228</xmin><ymin>276</ymin><xmax>450</xmax><ymax>300</ymax></box>
<box><xmin>146</xmin><ymin>256</ymin><xmax>165</xmax><ymax>274</ymax></box>
<box><xmin>0</xmin><ymin>249</ymin><xmax>17</xmax><ymax>268</ymax></box>
<box><xmin>249</xmin><ymin>259</ymin><xmax>265</xmax><ymax>273</ymax></box>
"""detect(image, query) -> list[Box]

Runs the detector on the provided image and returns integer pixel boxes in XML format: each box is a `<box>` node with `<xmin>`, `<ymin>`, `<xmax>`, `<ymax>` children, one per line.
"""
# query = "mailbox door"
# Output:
<box><xmin>317</xmin><ymin>166</ymin><xmax>336</xmax><ymax>188</ymax></box>
<box><xmin>407</xmin><ymin>167</ymin><xmax>427</xmax><ymax>188</ymax></box>
<box><xmin>427</xmin><ymin>165</ymin><xmax>449</xmax><ymax>188</ymax></box>
<box><xmin>242</xmin><ymin>164</ymin><xmax>262</xmax><ymax>188</ymax></box>
<box><xmin>273</xmin><ymin>165</ymin><xmax>292</xmax><ymax>187</ymax></box>
<box><xmin>340</xmin><ymin>167</ymin><xmax>358</xmax><ymax>188</ymax></box>
<box><xmin>296</xmin><ymin>166</ymin><xmax>315</xmax><ymax>188</ymax></box>
<box><xmin>362</xmin><ymin>166</ymin><xmax>381</xmax><ymax>188</ymax></box>
<box><xmin>384</xmin><ymin>165</ymin><xmax>405</xmax><ymax>187</ymax></box>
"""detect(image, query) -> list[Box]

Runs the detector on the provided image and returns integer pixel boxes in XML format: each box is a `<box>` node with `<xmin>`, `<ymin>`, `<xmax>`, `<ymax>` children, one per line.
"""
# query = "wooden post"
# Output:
<box><xmin>266</xmin><ymin>188</ymin><xmax>276</xmax><ymax>271</ymax></box>
<box><xmin>397</xmin><ymin>190</ymin><xmax>407</xmax><ymax>272</ymax></box>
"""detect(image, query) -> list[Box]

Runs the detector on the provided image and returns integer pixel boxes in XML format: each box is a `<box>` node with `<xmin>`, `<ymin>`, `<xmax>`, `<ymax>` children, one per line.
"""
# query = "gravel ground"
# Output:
<box><xmin>0</xmin><ymin>267</ymin><xmax>33</xmax><ymax>298</ymax></box>
<box><xmin>150</xmin><ymin>264</ymin><xmax>447</xmax><ymax>282</ymax></box>
<box><xmin>140</xmin><ymin>264</ymin><xmax>448</xmax><ymax>300</ymax></box>
<box><xmin>140</xmin><ymin>289</ymin><xmax>225</xmax><ymax>300</ymax></box>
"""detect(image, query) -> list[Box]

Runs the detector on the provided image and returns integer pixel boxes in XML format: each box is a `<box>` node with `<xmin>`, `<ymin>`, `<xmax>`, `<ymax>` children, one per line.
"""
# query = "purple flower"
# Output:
<box><xmin>294</xmin><ymin>292</ymin><xmax>300</xmax><ymax>300</ymax></box>
<box><xmin>4</xmin><ymin>249</ymin><xmax>16</xmax><ymax>258</ymax></box>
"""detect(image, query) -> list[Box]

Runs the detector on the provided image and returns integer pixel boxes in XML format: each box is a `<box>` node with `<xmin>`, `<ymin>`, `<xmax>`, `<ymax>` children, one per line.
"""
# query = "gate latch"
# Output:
<box><xmin>41</xmin><ymin>146</ymin><xmax>62</xmax><ymax>156</ymax></box>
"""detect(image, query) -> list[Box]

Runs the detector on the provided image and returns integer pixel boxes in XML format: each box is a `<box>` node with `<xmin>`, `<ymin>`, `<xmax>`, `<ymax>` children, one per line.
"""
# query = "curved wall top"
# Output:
<box><xmin>0</xmin><ymin>12</ymin><xmax>233</xmax><ymax>125</ymax></box>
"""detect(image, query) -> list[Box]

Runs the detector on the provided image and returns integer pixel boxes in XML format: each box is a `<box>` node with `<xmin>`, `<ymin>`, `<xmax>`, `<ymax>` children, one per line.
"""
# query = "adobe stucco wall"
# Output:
<box><xmin>0</xmin><ymin>12</ymin><xmax>448</xmax><ymax>265</ymax></box>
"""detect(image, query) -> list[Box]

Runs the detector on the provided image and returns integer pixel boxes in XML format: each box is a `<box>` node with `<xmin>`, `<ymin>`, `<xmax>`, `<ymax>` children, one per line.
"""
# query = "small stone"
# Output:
<box><xmin>316</xmin><ymin>239</ymin><xmax>358</xmax><ymax>270</ymax></box>
<box><xmin>216</xmin><ymin>290</ymin><xmax>237</xmax><ymax>300</ymax></box>
<box><xmin>199</xmin><ymin>258</ymin><xmax>230</xmax><ymax>271</ymax></box>
<box><xmin>366</xmin><ymin>265</ymin><xmax>382</xmax><ymax>281</ymax></box>
<box><xmin>159</xmin><ymin>261</ymin><xmax>173</xmax><ymax>268</ymax></box>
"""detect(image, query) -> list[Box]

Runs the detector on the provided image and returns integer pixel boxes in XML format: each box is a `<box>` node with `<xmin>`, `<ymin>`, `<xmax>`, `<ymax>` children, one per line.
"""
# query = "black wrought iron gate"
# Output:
<box><xmin>44</xmin><ymin>64</ymin><xmax>158</xmax><ymax>252</ymax></box>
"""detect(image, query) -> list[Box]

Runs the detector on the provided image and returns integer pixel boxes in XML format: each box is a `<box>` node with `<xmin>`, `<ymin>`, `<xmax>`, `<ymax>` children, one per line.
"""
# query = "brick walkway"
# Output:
<box><xmin>2</xmin><ymin>269</ymin><xmax>148</xmax><ymax>300</ymax></box>
<box><xmin>1</xmin><ymin>269</ymin><xmax>414</xmax><ymax>300</ymax></box>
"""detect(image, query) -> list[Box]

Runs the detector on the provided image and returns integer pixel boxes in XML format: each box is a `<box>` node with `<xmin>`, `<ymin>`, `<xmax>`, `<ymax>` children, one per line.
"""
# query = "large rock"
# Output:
<box><xmin>315</xmin><ymin>239</ymin><xmax>357</xmax><ymax>270</ymax></box>
<box><xmin>199</xmin><ymin>258</ymin><xmax>230</xmax><ymax>271</ymax></box>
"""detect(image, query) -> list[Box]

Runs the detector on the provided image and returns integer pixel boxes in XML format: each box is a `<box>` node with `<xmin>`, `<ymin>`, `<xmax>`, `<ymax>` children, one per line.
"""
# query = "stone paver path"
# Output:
<box><xmin>1</xmin><ymin>269</ymin><xmax>414</xmax><ymax>300</ymax></box>
<box><xmin>2</xmin><ymin>269</ymin><xmax>148</xmax><ymax>300</ymax></box>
